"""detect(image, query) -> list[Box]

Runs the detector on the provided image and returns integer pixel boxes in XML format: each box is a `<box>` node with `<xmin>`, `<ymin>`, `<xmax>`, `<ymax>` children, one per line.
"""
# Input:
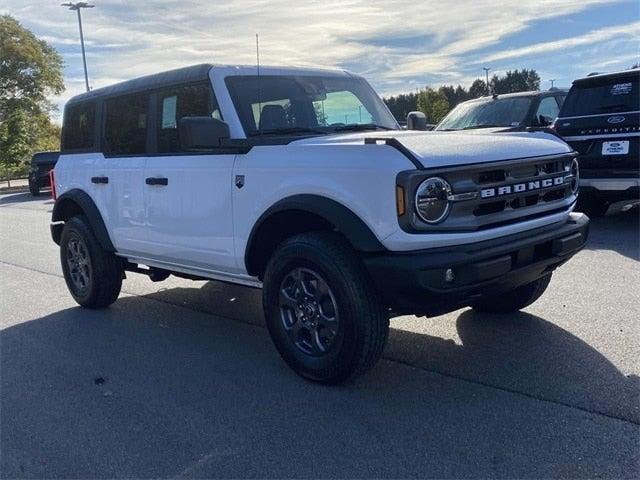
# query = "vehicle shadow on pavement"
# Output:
<box><xmin>0</xmin><ymin>192</ymin><xmax>53</xmax><ymax>206</ymax></box>
<box><xmin>139</xmin><ymin>280</ymin><xmax>640</xmax><ymax>425</ymax></box>
<box><xmin>582</xmin><ymin>209</ymin><xmax>639</xmax><ymax>261</ymax></box>
<box><xmin>386</xmin><ymin>310</ymin><xmax>639</xmax><ymax>424</ymax></box>
<box><xmin>1</xmin><ymin>296</ymin><xmax>637</xmax><ymax>479</ymax></box>
<box><xmin>0</xmin><ymin>192</ymin><xmax>34</xmax><ymax>205</ymax></box>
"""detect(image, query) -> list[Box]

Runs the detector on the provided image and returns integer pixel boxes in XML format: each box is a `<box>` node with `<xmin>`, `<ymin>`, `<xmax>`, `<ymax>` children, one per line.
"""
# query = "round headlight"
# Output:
<box><xmin>415</xmin><ymin>177</ymin><xmax>452</xmax><ymax>224</ymax></box>
<box><xmin>570</xmin><ymin>158</ymin><xmax>579</xmax><ymax>195</ymax></box>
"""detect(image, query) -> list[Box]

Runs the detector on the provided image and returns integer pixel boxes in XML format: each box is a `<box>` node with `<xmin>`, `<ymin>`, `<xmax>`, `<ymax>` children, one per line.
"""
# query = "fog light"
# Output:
<box><xmin>445</xmin><ymin>268</ymin><xmax>455</xmax><ymax>283</ymax></box>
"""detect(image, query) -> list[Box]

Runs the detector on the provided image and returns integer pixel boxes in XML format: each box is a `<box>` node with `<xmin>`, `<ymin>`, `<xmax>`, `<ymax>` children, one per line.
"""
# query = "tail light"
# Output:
<box><xmin>49</xmin><ymin>169</ymin><xmax>57</xmax><ymax>200</ymax></box>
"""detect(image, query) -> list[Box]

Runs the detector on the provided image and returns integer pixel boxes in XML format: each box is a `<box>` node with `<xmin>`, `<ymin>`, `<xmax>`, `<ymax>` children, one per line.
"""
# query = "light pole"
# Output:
<box><xmin>482</xmin><ymin>67</ymin><xmax>491</xmax><ymax>95</ymax></box>
<box><xmin>61</xmin><ymin>2</ymin><xmax>95</xmax><ymax>92</ymax></box>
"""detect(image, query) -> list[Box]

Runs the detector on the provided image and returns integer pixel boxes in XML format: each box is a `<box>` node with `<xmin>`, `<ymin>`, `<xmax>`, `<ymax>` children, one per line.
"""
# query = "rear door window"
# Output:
<box><xmin>156</xmin><ymin>83</ymin><xmax>221</xmax><ymax>153</ymax></box>
<box><xmin>104</xmin><ymin>93</ymin><xmax>149</xmax><ymax>155</ymax></box>
<box><xmin>561</xmin><ymin>75</ymin><xmax>639</xmax><ymax>116</ymax></box>
<box><xmin>62</xmin><ymin>102</ymin><xmax>96</xmax><ymax>151</ymax></box>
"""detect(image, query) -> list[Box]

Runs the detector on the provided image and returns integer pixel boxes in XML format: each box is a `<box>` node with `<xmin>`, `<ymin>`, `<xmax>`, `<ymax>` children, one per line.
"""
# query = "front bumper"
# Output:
<box><xmin>364</xmin><ymin>212</ymin><xmax>589</xmax><ymax>316</ymax></box>
<box><xmin>580</xmin><ymin>177</ymin><xmax>640</xmax><ymax>191</ymax></box>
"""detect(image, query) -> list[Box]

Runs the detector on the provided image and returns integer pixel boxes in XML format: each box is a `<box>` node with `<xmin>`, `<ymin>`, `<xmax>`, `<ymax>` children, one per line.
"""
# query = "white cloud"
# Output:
<box><xmin>3</xmin><ymin>0</ymin><xmax>634</xmax><ymax>109</ymax></box>
<box><xmin>479</xmin><ymin>21</ymin><xmax>640</xmax><ymax>63</ymax></box>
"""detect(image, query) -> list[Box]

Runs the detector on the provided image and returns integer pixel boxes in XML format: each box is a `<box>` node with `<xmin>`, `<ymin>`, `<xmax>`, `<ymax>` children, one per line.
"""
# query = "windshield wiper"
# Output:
<box><xmin>333</xmin><ymin>123</ymin><xmax>394</xmax><ymax>132</ymax></box>
<box><xmin>461</xmin><ymin>124</ymin><xmax>504</xmax><ymax>130</ymax></box>
<box><xmin>248</xmin><ymin>127</ymin><xmax>328</xmax><ymax>136</ymax></box>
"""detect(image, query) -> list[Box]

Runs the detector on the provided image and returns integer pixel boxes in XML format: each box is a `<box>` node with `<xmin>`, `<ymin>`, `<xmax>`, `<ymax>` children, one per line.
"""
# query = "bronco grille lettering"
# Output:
<box><xmin>480</xmin><ymin>175</ymin><xmax>565</xmax><ymax>199</ymax></box>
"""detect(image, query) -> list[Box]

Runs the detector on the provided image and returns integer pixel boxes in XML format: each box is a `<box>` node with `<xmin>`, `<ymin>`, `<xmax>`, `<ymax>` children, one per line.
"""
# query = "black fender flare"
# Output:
<box><xmin>51</xmin><ymin>189</ymin><xmax>115</xmax><ymax>252</ymax></box>
<box><xmin>244</xmin><ymin>194</ymin><xmax>386</xmax><ymax>275</ymax></box>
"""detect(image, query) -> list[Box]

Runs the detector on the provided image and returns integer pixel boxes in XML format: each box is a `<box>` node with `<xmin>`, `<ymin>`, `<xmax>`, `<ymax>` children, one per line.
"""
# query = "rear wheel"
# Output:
<box><xmin>472</xmin><ymin>274</ymin><xmax>552</xmax><ymax>314</ymax></box>
<box><xmin>262</xmin><ymin>232</ymin><xmax>389</xmax><ymax>384</ymax></box>
<box><xmin>60</xmin><ymin>215</ymin><xmax>123</xmax><ymax>308</ymax></box>
<box><xmin>28</xmin><ymin>179</ymin><xmax>40</xmax><ymax>196</ymax></box>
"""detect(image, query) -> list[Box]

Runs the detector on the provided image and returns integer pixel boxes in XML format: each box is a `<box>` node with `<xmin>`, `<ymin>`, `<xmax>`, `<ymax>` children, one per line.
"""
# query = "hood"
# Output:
<box><xmin>292</xmin><ymin>130</ymin><xmax>572</xmax><ymax>169</ymax></box>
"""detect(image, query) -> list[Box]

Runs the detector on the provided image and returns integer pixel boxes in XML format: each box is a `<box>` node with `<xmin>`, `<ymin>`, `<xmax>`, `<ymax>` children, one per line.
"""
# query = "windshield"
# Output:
<box><xmin>561</xmin><ymin>75</ymin><xmax>639</xmax><ymax>116</ymax></box>
<box><xmin>225</xmin><ymin>75</ymin><xmax>398</xmax><ymax>136</ymax></box>
<box><xmin>435</xmin><ymin>97</ymin><xmax>533</xmax><ymax>131</ymax></box>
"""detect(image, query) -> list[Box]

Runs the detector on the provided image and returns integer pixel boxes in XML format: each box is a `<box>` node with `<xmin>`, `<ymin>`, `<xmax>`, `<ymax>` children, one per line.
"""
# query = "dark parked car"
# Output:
<box><xmin>28</xmin><ymin>151</ymin><xmax>59</xmax><ymax>196</ymax></box>
<box><xmin>554</xmin><ymin>69</ymin><xmax>639</xmax><ymax>216</ymax></box>
<box><xmin>434</xmin><ymin>89</ymin><xmax>567</xmax><ymax>131</ymax></box>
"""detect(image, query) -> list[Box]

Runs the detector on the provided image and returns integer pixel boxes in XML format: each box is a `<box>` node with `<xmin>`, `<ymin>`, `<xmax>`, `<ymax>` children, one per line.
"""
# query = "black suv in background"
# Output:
<box><xmin>434</xmin><ymin>90</ymin><xmax>567</xmax><ymax>131</ymax></box>
<box><xmin>28</xmin><ymin>151</ymin><xmax>59</xmax><ymax>196</ymax></box>
<box><xmin>554</xmin><ymin>69</ymin><xmax>639</xmax><ymax>216</ymax></box>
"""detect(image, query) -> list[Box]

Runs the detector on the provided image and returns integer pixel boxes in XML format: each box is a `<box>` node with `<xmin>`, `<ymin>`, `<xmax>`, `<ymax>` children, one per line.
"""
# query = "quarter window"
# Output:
<box><xmin>536</xmin><ymin>97</ymin><xmax>560</xmax><ymax>125</ymax></box>
<box><xmin>157</xmin><ymin>83</ymin><xmax>221</xmax><ymax>153</ymax></box>
<box><xmin>104</xmin><ymin>93</ymin><xmax>149</xmax><ymax>155</ymax></box>
<box><xmin>62</xmin><ymin>102</ymin><xmax>95</xmax><ymax>150</ymax></box>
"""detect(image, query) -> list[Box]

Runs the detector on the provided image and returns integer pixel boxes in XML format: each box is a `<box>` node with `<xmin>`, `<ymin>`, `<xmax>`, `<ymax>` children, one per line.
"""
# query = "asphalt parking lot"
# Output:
<box><xmin>1</xmin><ymin>191</ymin><xmax>638</xmax><ymax>478</ymax></box>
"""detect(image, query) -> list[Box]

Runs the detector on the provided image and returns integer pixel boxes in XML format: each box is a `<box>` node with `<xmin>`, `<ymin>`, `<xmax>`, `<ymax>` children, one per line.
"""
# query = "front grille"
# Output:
<box><xmin>399</xmin><ymin>153</ymin><xmax>578</xmax><ymax>232</ymax></box>
<box><xmin>452</xmin><ymin>155</ymin><xmax>576</xmax><ymax>230</ymax></box>
<box><xmin>470</xmin><ymin>157</ymin><xmax>573</xmax><ymax>218</ymax></box>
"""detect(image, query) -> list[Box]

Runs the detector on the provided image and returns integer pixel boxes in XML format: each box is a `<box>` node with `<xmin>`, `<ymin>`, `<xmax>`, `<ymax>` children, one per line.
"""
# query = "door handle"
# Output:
<box><xmin>145</xmin><ymin>177</ymin><xmax>168</xmax><ymax>186</ymax></box>
<box><xmin>91</xmin><ymin>176</ymin><xmax>109</xmax><ymax>184</ymax></box>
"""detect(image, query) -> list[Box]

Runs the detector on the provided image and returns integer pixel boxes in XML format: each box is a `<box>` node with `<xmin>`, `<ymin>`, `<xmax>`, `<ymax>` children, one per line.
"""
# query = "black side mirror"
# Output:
<box><xmin>538</xmin><ymin>114</ymin><xmax>554</xmax><ymax>127</ymax></box>
<box><xmin>179</xmin><ymin>116</ymin><xmax>230</xmax><ymax>151</ymax></box>
<box><xmin>406</xmin><ymin>111</ymin><xmax>428</xmax><ymax>131</ymax></box>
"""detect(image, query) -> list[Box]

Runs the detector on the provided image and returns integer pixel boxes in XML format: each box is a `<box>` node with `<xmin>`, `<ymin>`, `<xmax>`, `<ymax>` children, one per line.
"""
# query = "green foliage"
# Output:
<box><xmin>490</xmin><ymin>69</ymin><xmax>540</xmax><ymax>95</ymax></box>
<box><xmin>468</xmin><ymin>79</ymin><xmax>488</xmax><ymax>98</ymax></box>
<box><xmin>0</xmin><ymin>15</ymin><xmax>64</xmax><ymax>176</ymax></box>
<box><xmin>417</xmin><ymin>87</ymin><xmax>450</xmax><ymax>124</ymax></box>
<box><xmin>383</xmin><ymin>92</ymin><xmax>419</xmax><ymax>123</ymax></box>
<box><xmin>438</xmin><ymin>85</ymin><xmax>471</xmax><ymax>109</ymax></box>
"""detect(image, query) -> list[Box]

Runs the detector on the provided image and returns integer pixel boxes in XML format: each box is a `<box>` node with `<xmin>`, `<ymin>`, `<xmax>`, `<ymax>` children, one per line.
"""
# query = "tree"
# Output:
<box><xmin>383</xmin><ymin>92</ymin><xmax>418</xmax><ymax>122</ymax></box>
<box><xmin>490</xmin><ymin>69</ymin><xmax>540</xmax><ymax>94</ymax></box>
<box><xmin>0</xmin><ymin>15</ymin><xmax>64</xmax><ymax>182</ymax></box>
<box><xmin>468</xmin><ymin>79</ymin><xmax>488</xmax><ymax>99</ymax></box>
<box><xmin>438</xmin><ymin>84</ymin><xmax>471</xmax><ymax>109</ymax></box>
<box><xmin>417</xmin><ymin>87</ymin><xmax>449</xmax><ymax>124</ymax></box>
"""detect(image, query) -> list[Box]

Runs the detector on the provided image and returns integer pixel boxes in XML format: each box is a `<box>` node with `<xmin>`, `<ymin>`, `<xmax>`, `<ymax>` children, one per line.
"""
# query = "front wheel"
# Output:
<box><xmin>262</xmin><ymin>232</ymin><xmax>389</xmax><ymax>384</ymax></box>
<box><xmin>60</xmin><ymin>215</ymin><xmax>123</xmax><ymax>308</ymax></box>
<box><xmin>472</xmin><ymin>274</ymin><xmax>552</xmax><ymax>314</ymax></box>
<box><xmin>576</xmin><ymin>196</ymin><xmax>608</xmax><ymax>217</ymax></box>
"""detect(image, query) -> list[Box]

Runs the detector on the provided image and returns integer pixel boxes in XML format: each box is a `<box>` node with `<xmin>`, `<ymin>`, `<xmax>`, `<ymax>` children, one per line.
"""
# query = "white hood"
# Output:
<box><xmin>292</xmin><ymin>129</ymin><xmax>572</xmax><ymax>168</ymax></box>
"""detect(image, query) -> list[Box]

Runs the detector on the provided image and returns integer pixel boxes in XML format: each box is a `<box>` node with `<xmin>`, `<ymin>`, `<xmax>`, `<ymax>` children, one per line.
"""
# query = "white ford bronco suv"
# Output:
<box><xmin>51</xmin><ymin>64</ymin><xmax>589</xmax><ymax>383</ymax></box>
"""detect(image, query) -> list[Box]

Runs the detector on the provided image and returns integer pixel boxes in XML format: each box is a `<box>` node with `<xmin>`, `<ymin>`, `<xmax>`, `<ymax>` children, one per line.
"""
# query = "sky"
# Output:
<box><xmin>2</xmin><ymin>0</ymin><xmax>639</xmax><ymax>120</ymax></box>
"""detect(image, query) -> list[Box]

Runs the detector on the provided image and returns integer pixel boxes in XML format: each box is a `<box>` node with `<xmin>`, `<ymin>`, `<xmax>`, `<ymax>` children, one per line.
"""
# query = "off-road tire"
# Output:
<box><xmin>576</xmin><ymin>196</ymin><xmax>608</xmax><ymax>217</ymax></box>
<box><xmin>60</xmin><ymin>215</ymin><xmax>123</xmax><ymax>309</ymax></box>
<box><xmin>28</xmin><ymin>180</ymin><xmax>40</xmax><ymax>196</ymax></box>
<box><xmin>262</xmin><ymin>232</ymin><xmax>389</xmax><ymax>384</ymax></box>
<box><xmin>472</xmin><ymin>274</ymin><xmax>552</xmax><ymax>314</ymax></box>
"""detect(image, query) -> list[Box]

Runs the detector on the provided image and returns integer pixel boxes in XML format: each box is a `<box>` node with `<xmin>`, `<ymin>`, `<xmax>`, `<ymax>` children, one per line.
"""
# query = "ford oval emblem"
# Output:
<box><xmin>607</xmin><ymin>115</ymin><xmax>625</xmax><ymax>124</ymax></box>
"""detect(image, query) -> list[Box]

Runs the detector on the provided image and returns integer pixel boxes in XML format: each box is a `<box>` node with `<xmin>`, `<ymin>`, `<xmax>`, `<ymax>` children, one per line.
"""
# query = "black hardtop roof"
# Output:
<box><xmin>573</xmin><ymin>68</ymin><xmax>639</xmax><ymax>85</ymax></box>
<box><xmin>32</xmin><ymin>151</ymin><xmax>60</xmax><ymax>159</ymax></box>
<box><xmin>66</xmin><ymin>63</ymin><xmax>214</xmax><ymax>106</ymax></box>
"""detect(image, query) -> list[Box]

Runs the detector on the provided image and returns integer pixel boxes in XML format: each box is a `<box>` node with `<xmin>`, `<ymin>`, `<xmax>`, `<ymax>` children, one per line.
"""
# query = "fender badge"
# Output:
<box><xmin>235</xmin><ymin>175</ymin><xmax>245</xmax><ymax>189</ymax></box>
